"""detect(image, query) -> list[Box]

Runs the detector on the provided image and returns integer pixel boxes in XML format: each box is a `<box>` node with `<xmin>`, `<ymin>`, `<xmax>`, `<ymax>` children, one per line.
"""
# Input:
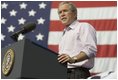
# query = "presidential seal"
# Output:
<box><xmin>2</xmin><ymin>49</ymin><xmax>15</xmax><ymax>76</ymax></box>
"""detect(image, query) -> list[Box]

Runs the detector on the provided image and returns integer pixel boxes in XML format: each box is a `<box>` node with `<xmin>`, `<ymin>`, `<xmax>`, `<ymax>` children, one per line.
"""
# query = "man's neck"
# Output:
<box><xmin>65</xmin><ymin>20</ymin><xmax>76</xmax><ymax>28</ymax></box>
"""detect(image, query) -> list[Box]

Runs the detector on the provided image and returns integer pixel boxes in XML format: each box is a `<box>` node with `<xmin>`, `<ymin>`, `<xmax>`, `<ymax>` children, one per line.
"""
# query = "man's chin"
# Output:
<box><xmin>61</xmin><ymin>21</ymin><xmax>68</xmax><ymax>25</ymax></box>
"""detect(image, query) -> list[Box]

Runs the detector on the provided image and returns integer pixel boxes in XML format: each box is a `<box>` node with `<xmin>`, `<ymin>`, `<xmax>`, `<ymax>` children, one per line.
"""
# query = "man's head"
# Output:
<box><xmin>58</xmin><ymin>2</ymin><xmax>77</xmax><ymax>26</ymax></box>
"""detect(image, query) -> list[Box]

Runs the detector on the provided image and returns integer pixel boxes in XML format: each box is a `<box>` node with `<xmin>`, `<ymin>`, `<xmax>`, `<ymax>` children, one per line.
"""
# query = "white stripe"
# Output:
<box><xmin>90</xmin><ymin>58</ymin><xmax>117</xmax><ymax>73</ymax></box>
<box><xmin>48</xmin><ymin>31</ymin><xmax>117</xmax><ymax>45</ymax></box>
<box><xmin>50</xmin><ymin>7</ymin><xmax>117</xmax><ymax>20</ymax></box>
<box><xmin>48</xmin><ymin>31</ymin><xmax>62</xmax><ymax>45</ymax></box>
<box><xmin>97</xmin><ymin>31</ymin><xmax>117</xmax><ymax>45</ymax></box>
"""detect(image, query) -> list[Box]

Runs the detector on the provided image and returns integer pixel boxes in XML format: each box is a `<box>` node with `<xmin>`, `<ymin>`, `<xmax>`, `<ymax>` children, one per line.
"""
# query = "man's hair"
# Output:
<box><xmin>58</xmin><ymin>1</ymin><xmax>77</xmax><ymax>19</ymax></box>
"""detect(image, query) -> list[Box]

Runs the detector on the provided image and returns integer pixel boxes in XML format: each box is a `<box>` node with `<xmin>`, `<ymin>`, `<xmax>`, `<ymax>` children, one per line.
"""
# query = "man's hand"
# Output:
<box><xmin>58</xmin><ymin>54</ymin><xmax>75</xmax><ymax>63</ymax></box>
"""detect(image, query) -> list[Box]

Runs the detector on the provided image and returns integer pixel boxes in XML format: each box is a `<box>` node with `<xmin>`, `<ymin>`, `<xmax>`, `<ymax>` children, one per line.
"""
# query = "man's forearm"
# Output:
<box><xmin>71</xmin><ymin>51</ymin><xmax>89</xmax><ymax>63</ymax></box>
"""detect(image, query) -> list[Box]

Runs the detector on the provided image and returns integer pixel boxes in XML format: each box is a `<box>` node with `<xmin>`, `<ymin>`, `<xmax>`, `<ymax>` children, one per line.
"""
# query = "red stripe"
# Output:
<box><xmin>97</xmin><ymin>45</ymin><xmax>117</xmax><ymax>57</ymax></box>
<box><xmin>48</xmin><ymin>45</ymin><xmax>59</xmax><ymax>53</ymax></box>
<box><xmin>49</xmin><ymin>19</ymin><xmax>117</xmax><ymax>31</ymax></box>
<box><xmin>52</xmin><ymin>1</ymin><xmax>117</xmax><ymax>8</ymax></box>
<box><xmin>48</xmin><ymin>45</ymin><xmax>117</xmax><ymax>57</ymax></box>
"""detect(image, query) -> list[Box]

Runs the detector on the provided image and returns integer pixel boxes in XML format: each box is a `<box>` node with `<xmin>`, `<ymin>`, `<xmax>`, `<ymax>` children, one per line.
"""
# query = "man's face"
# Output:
<box><xmin>58</xmin><ymin>4</ymin><xmax>76</xmax><ymax>26</ymax></box>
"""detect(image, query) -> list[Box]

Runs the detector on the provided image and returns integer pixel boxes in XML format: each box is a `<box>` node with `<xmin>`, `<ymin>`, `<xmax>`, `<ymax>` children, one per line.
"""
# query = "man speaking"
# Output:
<box><xmin>57</xmin><ymin>2</ymin><xmax>97</xmax><ymax>79</ymax></box>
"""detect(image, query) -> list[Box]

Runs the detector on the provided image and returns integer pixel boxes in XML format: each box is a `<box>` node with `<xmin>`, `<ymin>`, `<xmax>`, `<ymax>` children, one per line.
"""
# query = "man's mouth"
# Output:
<box><xmin>61</xmin><ymin>17</ymin><xmax>67</xmax><ymax>21</ymax></box>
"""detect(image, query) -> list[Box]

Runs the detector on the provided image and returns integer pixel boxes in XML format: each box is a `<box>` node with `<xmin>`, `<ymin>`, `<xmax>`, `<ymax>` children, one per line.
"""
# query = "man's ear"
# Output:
<box><xmin>74</xmin><ymin>13</ymin><xmax>77</xmax><ymax>19</ymax></box>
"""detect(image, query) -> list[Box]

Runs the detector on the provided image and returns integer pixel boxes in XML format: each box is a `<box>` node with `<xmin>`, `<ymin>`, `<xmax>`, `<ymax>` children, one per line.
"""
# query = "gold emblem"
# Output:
<box><xmin>2</xmin><ymin>49</ymin><xmax>15</xmax><ymax>76</ymax></box>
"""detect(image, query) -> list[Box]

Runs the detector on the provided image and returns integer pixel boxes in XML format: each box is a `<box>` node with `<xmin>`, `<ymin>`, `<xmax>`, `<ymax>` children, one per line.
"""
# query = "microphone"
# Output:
<box><xmin>11</xmin><ymin>22</ymin><xmax>36</xmax><ymax>41</ymax></box>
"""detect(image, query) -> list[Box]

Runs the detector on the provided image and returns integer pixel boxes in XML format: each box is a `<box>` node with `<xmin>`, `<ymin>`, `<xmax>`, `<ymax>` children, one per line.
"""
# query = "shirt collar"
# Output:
<box><xmin>68</xmin><ymin>20</ymin><xmax>79</xmax><ymax>30</ymax></box>
<box><xmin>64</xmin><ymin>20</ymin><xmax>79</xmax><ymax>31</ymax></box>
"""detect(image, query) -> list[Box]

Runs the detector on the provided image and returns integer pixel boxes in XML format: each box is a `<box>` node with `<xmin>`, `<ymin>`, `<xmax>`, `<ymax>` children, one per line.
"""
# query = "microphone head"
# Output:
<box><xmin>11</xmin><ymin>22</ymin><xmax>36</xmax><ymax>41</ymax></box>
<box><xmin>22</xmin><ymin>22</ymin><xmax>36</xmax><ymax>33</ymax></box>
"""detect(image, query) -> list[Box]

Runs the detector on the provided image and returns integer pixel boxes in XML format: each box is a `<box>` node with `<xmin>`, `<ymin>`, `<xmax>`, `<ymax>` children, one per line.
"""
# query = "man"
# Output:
<box><xmin>57</xmin><ymin>2</ymin><xmax>97</xmax><ymax>79</ymax></box>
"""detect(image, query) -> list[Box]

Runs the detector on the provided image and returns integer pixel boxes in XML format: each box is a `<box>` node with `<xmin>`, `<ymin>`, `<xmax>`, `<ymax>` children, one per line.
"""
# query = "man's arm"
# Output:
<box><xmin>58</xmin><ymin>51</ymin><xmax>89</xmax><ymax>64</ymax></box>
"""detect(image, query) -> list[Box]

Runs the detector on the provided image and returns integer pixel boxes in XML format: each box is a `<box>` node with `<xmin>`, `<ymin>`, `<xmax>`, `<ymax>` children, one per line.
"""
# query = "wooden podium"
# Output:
<box><xmin>1</xmin><ymin>39</ymin><xmax>67</xmax><ymax>79</ymax></box>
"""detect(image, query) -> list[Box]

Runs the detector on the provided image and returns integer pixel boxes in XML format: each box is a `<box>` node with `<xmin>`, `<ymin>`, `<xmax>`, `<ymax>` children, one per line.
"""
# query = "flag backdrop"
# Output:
<box><xmin>1</xmin><ymin>1</ymin><xmax>117</xmax><ymax>74</ymax></box>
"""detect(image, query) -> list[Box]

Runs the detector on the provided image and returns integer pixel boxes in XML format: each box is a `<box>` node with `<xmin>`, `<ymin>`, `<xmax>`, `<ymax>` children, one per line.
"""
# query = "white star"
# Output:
<box><xmin>18</xmin><ymin>34</ymin><xmax>25</xmax><ymax>41</ymax></box>
<box><xmin>37</xmin><ymin>17</ymin><xmax>45</xmax><ymax>24</ymax></box>
<box><xmin>1</xmin><ymin>17</ymin><xmax>7</xmax><ymax>24</ymax></box>
<box><xmin>39</xmin><ymin>2</ymin><xmax>47</xmax><ymax>9</ymax></box>
<box><xmin>1</xmin><ymin>33</ymin><xmax>6</xmax><ymax>41</ymax></box>
<box><xmin>9</xmin><ymin>9</ymin><xmax>17</xmax><ymax>16</ymax></box>
<box><xmin>36</xmin><ymin>33</ymin><xmax>44</xmax><ymax>41</ymax></box>
<box><xmin>28</xmin><ymin>9</ymin><xmax>36</xmax><ymax>16</ymax></box>
<box><xmin>18</xmin><ymin>17</ymin><xmax>26</xmax><ymax>25</ymax></box>
<box><xmin>19</xmin><ymin>2</ymin><xmax>27</xmax><ymax>9</ymax></box>
<box><xmin>7</xmin><ymin>25</ymin><xmax>15</xmax><ymax>32</ymax></box>
<box><xmin>1</xmin><ymin>2</ymin><xmax>8</xmax><ymax>9</ymax></box>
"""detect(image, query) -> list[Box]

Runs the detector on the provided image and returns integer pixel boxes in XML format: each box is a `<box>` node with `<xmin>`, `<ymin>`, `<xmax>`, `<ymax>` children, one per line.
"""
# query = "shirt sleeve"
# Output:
<box><xmin>79</xmin><ymin>23</ymin><xmax>97</xmax><ymax>58</ymax></box>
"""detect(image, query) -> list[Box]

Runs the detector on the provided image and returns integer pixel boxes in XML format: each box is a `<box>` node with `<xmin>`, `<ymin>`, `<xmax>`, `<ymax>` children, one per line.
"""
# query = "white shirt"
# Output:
<box><xmin>59</xmin><ymin>20</ymin><xmax>97</xmax><ymax>69</ymax></box>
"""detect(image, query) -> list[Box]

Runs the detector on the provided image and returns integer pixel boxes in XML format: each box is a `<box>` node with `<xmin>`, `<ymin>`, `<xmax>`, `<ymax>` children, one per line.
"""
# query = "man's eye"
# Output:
<box><xmin>64</xmin><ymin>10</ymin><xmax>68</xmax><ymax>12</ymax></box>
<box><xmin>58</xmin><ymin>10</ymin><xmax>69</xmax><ymax>14</ymax></box>
<box><xmin>58</xmin><ymin>11</ymin><xmax>62</xmax><ymax>14</ymax></box>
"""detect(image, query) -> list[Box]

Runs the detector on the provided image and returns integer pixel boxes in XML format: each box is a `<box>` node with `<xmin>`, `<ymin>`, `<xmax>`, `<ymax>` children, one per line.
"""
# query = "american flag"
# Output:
<box><xmin>1</xmin><ymin>1</ymin><xmax>51</xmax><ymax>48</ymax></box>
<box><xmin>1</xmin><ymin>1</ymin><xmax>117</xmax><ymax>74</ymax></box>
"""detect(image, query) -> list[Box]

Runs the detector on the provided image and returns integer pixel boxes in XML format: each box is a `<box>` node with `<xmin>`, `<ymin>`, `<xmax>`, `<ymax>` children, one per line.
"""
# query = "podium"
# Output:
<box><xmin>1</xmin><ymin>39</ymin><xmax>67</xmax><ymax>79</ymax></box>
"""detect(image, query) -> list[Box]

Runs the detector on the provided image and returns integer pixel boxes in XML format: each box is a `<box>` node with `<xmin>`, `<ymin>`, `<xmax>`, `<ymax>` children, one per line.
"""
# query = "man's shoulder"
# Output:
<box><xmin>75</xmin><ymin>21</ymin><xmax>91</xmax><ymax>27</ymax></box>
<box><xmin>78</xmin><ymin>22</ymin><xmax>95</xmax><ymax>31</ymax></box>
<box><xmin>79</xmin><ymin>22</ymin><xmax>91</xmax><ymax>26</ymax></box>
